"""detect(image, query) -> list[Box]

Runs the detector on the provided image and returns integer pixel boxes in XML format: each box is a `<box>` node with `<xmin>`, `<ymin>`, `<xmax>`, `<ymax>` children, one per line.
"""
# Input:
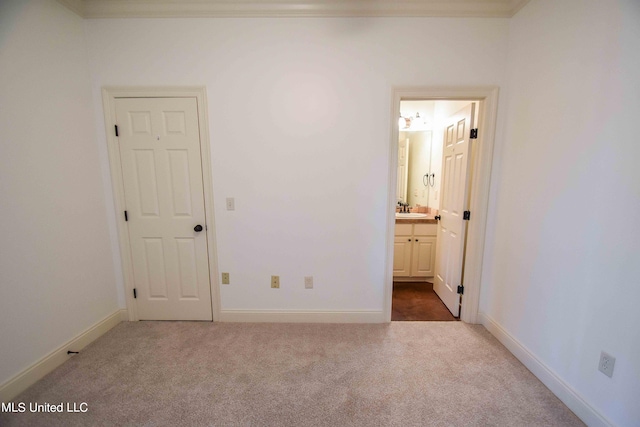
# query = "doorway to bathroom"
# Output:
<box><xmin>393</xmin><ymin>99</ymin><xmax>477</xmax><ymax>321</ymax></box>
<box><xmin>384</xmin><ymin>87</ymin><xmax>499</xmax><ymax>324</ymax></box>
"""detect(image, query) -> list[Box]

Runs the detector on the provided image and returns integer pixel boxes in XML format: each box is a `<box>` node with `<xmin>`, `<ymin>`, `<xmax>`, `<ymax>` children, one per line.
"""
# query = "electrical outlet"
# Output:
<box><xmin>598</xmin><ymin>351</ymin><xmax>616</xmax><ymax>378</ymax></box>
<box><xmin>226</xmin><ymin>197</ymin><xmax>235</xmax><ymax>211</ymax></box>
<box><xmin>304</xmin><ymin>276</ymin><xmax>313</xmax><ymax>289</ymax></box>
<box><xmin>221</xmin><ymin>272</ymin><xmax>230</xmax><ymax>285</ymax></box>
<box><xmin>271</xmin><ymin>275</ymin><xmax>280</xmax><ymax>289</ymax></box>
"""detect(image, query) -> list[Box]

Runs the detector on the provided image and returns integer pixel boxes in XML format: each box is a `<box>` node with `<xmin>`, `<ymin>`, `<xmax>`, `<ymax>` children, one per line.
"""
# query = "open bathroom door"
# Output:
<box><xmin>433</xmin><ymin>103</ymin><xmax>475</xmax><ymax>317</ymax></box>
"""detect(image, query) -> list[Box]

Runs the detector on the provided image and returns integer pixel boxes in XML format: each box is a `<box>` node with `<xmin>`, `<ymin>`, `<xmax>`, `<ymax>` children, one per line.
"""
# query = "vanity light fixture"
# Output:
<box><xmin>400</xmin><ymin>111</ymin><xmax>432</xmax><ymax>130</ymax></box>
<box><xmin>415</xmin><ymin>112</ymin><xmax>425</xmax><ymax>128</ymax></box>
<box><xmin>398</xmin><ymin>113</ymin><xmax>412</xmax><ymax>129</ymax></box>
<box><xmin>414</xmin><ymin>112</ymin><xmax>432</xmax><ymax>131</ymax></box>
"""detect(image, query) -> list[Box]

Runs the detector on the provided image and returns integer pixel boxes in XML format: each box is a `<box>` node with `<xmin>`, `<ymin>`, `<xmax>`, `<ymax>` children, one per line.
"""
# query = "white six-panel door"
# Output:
<box><xmin>433</xmin><ymin>103</ymin><xmax>475</xmax><ymax>317</ymax></box>
<box><xmin>116</xmin><ymin>97</ymin><xmax>212</xmax><ymax>321</ymax></box>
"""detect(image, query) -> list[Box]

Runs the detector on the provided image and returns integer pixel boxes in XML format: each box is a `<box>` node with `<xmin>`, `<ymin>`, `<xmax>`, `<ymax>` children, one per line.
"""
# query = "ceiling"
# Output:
<box><xmin>57</xmin><ymin>0</ymin><xmax>531</xmax><ymax>19</ymax></box>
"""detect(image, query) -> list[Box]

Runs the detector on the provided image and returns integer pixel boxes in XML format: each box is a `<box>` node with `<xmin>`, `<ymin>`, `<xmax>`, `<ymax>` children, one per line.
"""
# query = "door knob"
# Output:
<box><xmin>434</xmin><ymin>215</ymin><xmax>441</xmax><ymax>221</ymax></box>
<box><xmin>194</xmin><ymin>225</ymin><xmax>203</xmax><ymax>232</ymax></box>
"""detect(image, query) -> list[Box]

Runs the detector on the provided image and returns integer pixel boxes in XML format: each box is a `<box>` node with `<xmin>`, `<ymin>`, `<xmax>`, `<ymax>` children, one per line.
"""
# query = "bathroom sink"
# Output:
<box><xmin>395</xmin><ymin>213</ymin><xmax>428</xmax><ymax>219</ymax></box>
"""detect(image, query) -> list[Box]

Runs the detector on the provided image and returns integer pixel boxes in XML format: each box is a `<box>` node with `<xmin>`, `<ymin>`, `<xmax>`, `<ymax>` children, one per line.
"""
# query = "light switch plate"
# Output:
<box><xmin>598</xmin><ymin>351</ymin><xmax>615</xmax><ymax>378</ymax></box>
<box><xmin>226</xmin><ymin>197</ymin><xmax>235</xmax><ymax>211</ymax></box>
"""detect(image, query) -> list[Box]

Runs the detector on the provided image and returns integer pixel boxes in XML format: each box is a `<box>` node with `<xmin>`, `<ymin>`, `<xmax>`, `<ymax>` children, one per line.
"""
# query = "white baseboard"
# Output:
<box><xmin>392</xmin><ymin>277</ymin><xmax>432</xmax><ymax>282</ymax></box>
<box><xmin>0</xmin><ymin>309</ymin><xmax>127</xmax><ymax>402</ymax></box>
<box><xmin>220</xmin><ymin>310</ymin><xmax>385</xmax><ymax>323</ymax></box>
<box><xmin>479</xmin><ymin>312</ymin><xmax>615</xmax><ymax>427</ymax></box>
<box><xmin>118</xmin><ymin>308</ymin><xmax>129</xmax><ymax>321</ymax></box>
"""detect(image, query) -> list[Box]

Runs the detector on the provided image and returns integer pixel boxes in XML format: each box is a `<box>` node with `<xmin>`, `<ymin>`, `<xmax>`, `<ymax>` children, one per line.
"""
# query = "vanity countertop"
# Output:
<box><xmin>395</xmin><ymin>215</ymin><xmax>438</xmax><ymax>224</ymax></box>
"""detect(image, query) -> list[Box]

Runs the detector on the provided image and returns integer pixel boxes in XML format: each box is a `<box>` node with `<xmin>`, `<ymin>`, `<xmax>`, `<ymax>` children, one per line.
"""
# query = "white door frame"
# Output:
<box><xmin>384</xmin><ymin>86</ymin><xmax>499</xmax><ymax>323</ymax></box>
<box><xmin>102</xmin><ymin>86</ymin><xmax>221</xmax><ymax>321</ymax></box>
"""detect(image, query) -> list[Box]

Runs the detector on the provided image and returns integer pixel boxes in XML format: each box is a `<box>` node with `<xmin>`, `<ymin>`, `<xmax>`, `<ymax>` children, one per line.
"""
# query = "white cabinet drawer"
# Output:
<box><xmin>414</xmin><ymin>224</ymin><xmax>437</xmax><ymax>236</ymax></box>
<box><xmin>395</xmin><ymin>224</ymin><xmax>413</xmax><ymax>236</ymax></box>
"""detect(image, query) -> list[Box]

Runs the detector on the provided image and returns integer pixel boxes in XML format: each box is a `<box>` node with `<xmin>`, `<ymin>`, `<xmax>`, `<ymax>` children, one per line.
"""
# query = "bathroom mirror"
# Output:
<box><xmin>397</xmin><ymin>130</ymin><xmax>433</xmax><ymax>207</ymax></box>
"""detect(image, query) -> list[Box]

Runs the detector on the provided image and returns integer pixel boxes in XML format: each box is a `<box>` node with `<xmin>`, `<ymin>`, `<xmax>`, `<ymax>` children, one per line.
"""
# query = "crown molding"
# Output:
<box><xmin>57</xmin><ymin>0</ymin><xmax>85</xmax><ymax>16</ymax></box>
<box><xmin>57</xmin><ymin>0</ymin><xmax>531</xmax><ymax>19</ymax></box>
<box><xmin>509</xmin><ymin>0</ymin><xmax>531</xmax><ymax>16</ymax></box>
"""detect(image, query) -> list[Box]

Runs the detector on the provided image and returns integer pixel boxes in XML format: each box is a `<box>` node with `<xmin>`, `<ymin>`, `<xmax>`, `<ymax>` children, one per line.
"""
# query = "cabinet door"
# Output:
<box><xmin>411</xmin><ymin>236</ymin><xmax>437</xmax><ymax>278</ymax></box>
<box><xmin>393</xmin><ymin>236</ymin><xmax>413</xmax><ymax>277</ymax></box>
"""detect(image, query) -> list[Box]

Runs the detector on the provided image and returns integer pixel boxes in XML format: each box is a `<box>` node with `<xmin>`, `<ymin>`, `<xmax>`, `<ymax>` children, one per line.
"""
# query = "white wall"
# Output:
<box><xmin>481</xmin><ymin>0</ymin><xmax>640</xmax><ymax>425</ymax></box>
<box><xmin>84</xmin><ymin>17</ymin><xmax>509</xmax><ymax>312</ymax></box>
<box><xmin>0</xmin><ymin>0</ymin><xmax>119</xmax><ymax>387</ymax></box>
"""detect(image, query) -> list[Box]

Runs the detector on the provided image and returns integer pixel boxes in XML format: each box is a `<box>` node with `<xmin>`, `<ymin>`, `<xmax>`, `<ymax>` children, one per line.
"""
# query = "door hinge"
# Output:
<box><xmin>124</xmin><ymin>210</ymin><xmax>128</xmax><ymax>221</ymax></box>
<box><xmin>133</xmin><ymin>288</ymin><xmax>137</xmax><ymax>299</ymax></box>
<box><xmin>463</xmin><ymin>210</ymin><xmax>471</xmax><ymax>220</ymax></box>
<box><xmin>114</xmin><ymin>125</ymin><xmax>119</xmax><ymax>137</ymax></box>
<box><xmin>457</xmin><ymin>285</ymin><xmax>464</xmax><ymax>295</ymax></box>
<box><xmin>470</xmin><ymin>128</ymin><xmax>478</xmax><ymax>139</ymax></box>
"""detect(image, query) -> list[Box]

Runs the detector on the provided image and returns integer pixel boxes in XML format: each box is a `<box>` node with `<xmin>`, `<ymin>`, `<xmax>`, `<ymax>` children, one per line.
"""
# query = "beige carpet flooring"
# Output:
<box><xmin>1</xmin><ymin>322</ymin><xmax>584</xmax><ymax>427</ymax></box>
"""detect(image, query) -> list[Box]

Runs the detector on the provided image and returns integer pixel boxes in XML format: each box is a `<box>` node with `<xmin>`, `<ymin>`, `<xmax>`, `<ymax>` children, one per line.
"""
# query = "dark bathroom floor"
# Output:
<box><xmin>392</xmin><ymin>281</ymin><xmax>458</xmax><ymax>321</ymax></box>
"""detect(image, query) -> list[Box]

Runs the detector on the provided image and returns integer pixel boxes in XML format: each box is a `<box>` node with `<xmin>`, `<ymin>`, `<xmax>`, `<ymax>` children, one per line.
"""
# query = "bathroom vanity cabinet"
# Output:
<box><xmin>393</xmin><ymin>223</ymin><xmax>437</xmax><ymax>278</ymax></box>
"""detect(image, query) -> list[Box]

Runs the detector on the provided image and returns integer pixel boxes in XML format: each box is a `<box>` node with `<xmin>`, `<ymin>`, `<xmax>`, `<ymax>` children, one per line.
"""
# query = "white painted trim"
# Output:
<box><xmin>384</xmin><ymin>86</ymin><xmax>499</xmax><ymax>324</ymax></box>
<box><xmin>101</xmin><ymin>86</ymin><xmax>221</xmax><ymax>322</ymax></box>
<box><xmin>392</xmin><ymin>277</ymin><xmax>431</xmax><ymax>283</ymax></box>
<box><xmin>480</xmin><ymin>312</ymin><xmax>615</xmax><ymax>427</ymax></box>
<box><xmin>0</xmin><ymin>309</ymin><xmax>125</xmax><ymax>402</ymax></box>
<box><xmin>58</xmin><ymin>0</ymin><xmax>530</xmax><ymax>19</ymax></box>
<box><xmin>220</xmin><ymin>310</ymin><xmax>385</xmax><ymax>323</ymax></box>
<box><xmin>460</xmin><ymin>89</ymin><xmax>499</xmax><ymax>324</ymax></box>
